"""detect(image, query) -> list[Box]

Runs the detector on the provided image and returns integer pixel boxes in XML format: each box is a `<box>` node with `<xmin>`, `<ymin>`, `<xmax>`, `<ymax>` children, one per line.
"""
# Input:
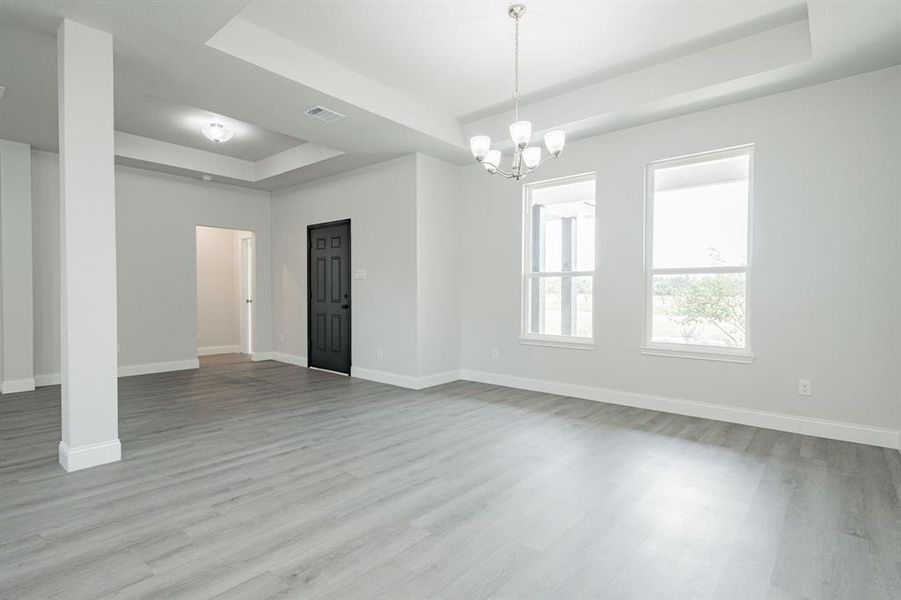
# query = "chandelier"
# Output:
<box><xmin>469</xmin><ymin>4</ymin><xmax>565</xmax><ymax>180</ymax></box>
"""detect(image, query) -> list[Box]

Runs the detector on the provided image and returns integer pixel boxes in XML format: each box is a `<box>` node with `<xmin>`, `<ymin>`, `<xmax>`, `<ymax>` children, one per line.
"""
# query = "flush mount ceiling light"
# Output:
<box><xmin>201</xmin><ymin>122</ymin><xmax>234</xmax><ymax>143</ymax></box>
<box><xmin>470</xmin><ymin>4</ymin><xmax>565</xmax><ymax>180</ymax></box>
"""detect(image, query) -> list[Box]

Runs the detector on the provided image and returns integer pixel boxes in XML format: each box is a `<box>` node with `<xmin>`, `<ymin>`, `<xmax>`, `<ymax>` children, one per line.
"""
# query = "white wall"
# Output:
<box><xmin>32</xmin><ymin>150</ymin><xmax>60</xmax><ymax>380</ymax></box>
<box><xmin>195</xmin><ymin>226</ymin><xmax>244</xmax><ymax>351</ymax></box>
<box><xmin>416</xmin><ymin>153</ymin><xmax>461</xmax><ymax>377</ymax></box>
<box><xmin>460</xmin><ymin>66</ymin><xmax>901</xmax><ymax>432</ymax></box>
<box><xmin>0</xmin><ymin>140</ymin><xmax>34</xmax><ymax>390</ymax></box>
<box><xmin>17</xmin><ymin>66</ymin><xmax>899</xmax><ymax>446</ymax></box>
<box><xmin>31</xmin><ymin>151</ymin><xmax>272</xmax><ymax>377</ymax></box>
<box><xmin>270</xmin><ymin>155</ymin><xmax>420</xmax><ymax>376</ymax></box>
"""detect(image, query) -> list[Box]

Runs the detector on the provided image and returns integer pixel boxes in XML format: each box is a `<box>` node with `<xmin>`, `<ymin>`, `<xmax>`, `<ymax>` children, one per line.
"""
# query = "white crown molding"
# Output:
<box><xmin>207</xmin><ymin>17</ymin><xmax>465</xmax><ymax>150</ymax></box>
<box><xmin>465</xmin><ymin>19</ymin><xmax>813</xmax><ymax>148</ymax></box>
<box><xmin>254</xmin><ymin>143</ymin><xmax>344</xmax><ymax>180</ymax></box>
<box><xmin>114</xmin><ymin>131</ymin><xmax>344</xmax><ymax>183</ymax></box>
<box><xmin>59</xmin><ymin>439</ymin><xmax>121</xmax><ymax>472</ymax></box>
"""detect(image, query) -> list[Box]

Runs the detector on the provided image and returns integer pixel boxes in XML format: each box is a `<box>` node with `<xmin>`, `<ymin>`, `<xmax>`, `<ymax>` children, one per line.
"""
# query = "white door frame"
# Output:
<box><xmin>239</xmin><ymin>234</ymin><xmax>255</xmax><ymax>355</ymax></box>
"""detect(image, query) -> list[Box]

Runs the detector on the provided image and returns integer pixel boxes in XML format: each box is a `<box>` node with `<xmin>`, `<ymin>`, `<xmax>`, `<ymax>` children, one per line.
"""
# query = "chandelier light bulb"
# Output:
<box><xmin>470</xmin><ymin>135</ymin><xmax>491</xmax><ymax>161</ymax></box>
<box><xmin>509</xmin><ymin>120</ymin><xmax>532</xmax><ymax>148</ymax></box>
<box><xmin>522</xmin><ymin>146</ymin><xmax>541</xmax><ymax>169</ymax></box>
<box><xmin>544</xmin><ymin>129</ymin><xmax>566</xmax><ymax>156</ymax></box>
<box><xmin>483</xmin><ymin>150</ymin><xmax>502</xmax><ymax>173</ymax></box>
<box><xmin>201</xmin><ymin>122</ymin><xmax>234</xmax><ymax>143</ymax></box>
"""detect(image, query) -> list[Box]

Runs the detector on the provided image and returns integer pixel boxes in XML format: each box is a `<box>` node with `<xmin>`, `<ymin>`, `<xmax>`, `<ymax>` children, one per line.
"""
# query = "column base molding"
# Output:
<box><xmin>59</xmin><ymin>439</ymin><xmax>121</xmax><ymax>472</ymax></box>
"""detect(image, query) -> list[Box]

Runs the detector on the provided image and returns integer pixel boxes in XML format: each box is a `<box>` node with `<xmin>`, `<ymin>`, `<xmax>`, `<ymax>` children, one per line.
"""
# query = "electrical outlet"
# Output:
<box><xmin>117</xmin><ymin>341</ymin><xmax>120</xmax><ymax>354</ymax></box>
<box><xmin>491</xmin><ymin>349</ymin><xmax>500</xmax><ymax>360</ymax></box>
<box><xmin>280</xmin><ymin>333</ymin><xmax>286</xmax><ymax>343</ymax></box>
<box><xmin>377</xmin><ymin>347</ymin><xmax>384</xmax><ymax>359</ymax></box>
<box><xmin>798</xmin><ymin>379</ymin><xmax>812</xmax><ymax>396</ymax></box>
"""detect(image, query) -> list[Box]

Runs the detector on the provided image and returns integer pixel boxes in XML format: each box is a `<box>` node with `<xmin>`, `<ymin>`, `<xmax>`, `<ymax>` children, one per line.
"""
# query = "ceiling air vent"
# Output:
<box><xmin>304</xmin><ymin>105</ymin><xmax>345</xmax><ymax>123</ymax></box>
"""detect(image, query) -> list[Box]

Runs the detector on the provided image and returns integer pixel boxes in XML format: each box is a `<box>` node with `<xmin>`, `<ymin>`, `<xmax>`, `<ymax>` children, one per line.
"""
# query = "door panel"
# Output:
<box><xmin>308</xmin><ymin>220</ymin><xmax>351</xmax><ymax>374</ymax></box>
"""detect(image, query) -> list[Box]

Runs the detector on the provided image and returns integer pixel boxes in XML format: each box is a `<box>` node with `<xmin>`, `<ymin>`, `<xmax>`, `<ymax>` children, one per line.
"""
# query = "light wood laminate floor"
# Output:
<box><xmin>1</xmin><ymin>355</ymin><xmax>899</xmax><ymax>600</ymax></box>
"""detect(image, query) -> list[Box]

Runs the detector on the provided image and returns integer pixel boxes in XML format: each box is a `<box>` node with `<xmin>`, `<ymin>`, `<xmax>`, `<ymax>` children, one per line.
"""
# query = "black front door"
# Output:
<box><xmin>308</xmin><ymin>220</ymin><xmax>351</xmax><ymax>374</ymax></box>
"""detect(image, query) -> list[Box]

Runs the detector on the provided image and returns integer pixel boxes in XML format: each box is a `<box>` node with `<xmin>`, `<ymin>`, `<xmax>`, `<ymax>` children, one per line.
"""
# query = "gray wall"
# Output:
<box><xmin>0</xmin><ymin>140</ymin><xmax>34</xmax><ymax>387</ymax></box>
<box><xmin>416</xmin><ymin>153</ymin><xmax>462</xmax><ymax>377</ymax></box>
<box><xmin>459</xmin><ymin>66</ymin><xmax>901</xmax><ymax>431</ymax></box>
<box><xmin>270</xmin><ymin>155</ymin><xmax>420</xmax><ymax>376</ymax></box>
<box><xmin>31</xmin><ymin>151</ymin><xmax>272</xmax><ymax>376</ymax></box>
<box><xmin>16</xmin><ymin>66</ymin><xmax>900</xmax><ymax>439</ymax></box>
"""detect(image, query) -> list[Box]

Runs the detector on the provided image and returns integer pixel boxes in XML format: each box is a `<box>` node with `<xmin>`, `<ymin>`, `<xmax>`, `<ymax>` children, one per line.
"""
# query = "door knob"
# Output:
<box><xmin>341</xmin><ymin>303</ymin><xmax>350</xmax><ymax>309</ymax></box>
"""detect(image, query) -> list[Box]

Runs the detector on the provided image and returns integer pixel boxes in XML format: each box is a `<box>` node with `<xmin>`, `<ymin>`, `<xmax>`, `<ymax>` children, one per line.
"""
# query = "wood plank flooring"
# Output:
<box><xmin>1</xmin><ymin>354</ymin><xmax>899</xmax><ymax>599</ymax></box>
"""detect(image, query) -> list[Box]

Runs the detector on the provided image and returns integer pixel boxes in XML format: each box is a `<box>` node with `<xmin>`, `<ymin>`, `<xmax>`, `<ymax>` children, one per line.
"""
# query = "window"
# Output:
<box><xmin>644</xmin><ymin>146</ymin><xmax>753</xmax><ymax>362</ymax></box>
<box><xmin>522</xmin><ymin>173</ymin><xmax>596</xmax><ymax>347</ymax></box>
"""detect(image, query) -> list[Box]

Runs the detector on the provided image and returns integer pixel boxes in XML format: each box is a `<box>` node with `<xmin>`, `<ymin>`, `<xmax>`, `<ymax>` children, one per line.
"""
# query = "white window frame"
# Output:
<box><xmin>521</xmin><ymin>172</ymin><xmax>597</xmax><ymax>349</ymax></box>
<box><xmin>641</xmin><ymin>145</ymin><xmax>755</xmax><ymax>363</ymax></box>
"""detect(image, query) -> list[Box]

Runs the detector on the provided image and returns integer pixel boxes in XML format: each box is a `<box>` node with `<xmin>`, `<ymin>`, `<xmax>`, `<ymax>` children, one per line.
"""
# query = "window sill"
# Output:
<box><xmin>520</xmin><ymin>336</ymin><xmax>595</xmax><ymax>350</ymax></box>
<box><xmin>639</xmin><ymin>345</ymin><xmax>754</xmax><ymax>364</ymax></box>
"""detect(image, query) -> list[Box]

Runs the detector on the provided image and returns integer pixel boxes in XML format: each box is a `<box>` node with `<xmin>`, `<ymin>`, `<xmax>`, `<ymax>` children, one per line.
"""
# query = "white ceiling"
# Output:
<box><xmin>238</xmin><ymin>0</ymin><xmax>807</xmax><ymax>120</ymax></box>
<box><xmin>116</xmin><ymin>96</ymin><xmax>304</xmax><ymax>161</ymax></box>
<box><xmin>0</xmin><ymin>0</ymin><xmax>898</xmax><ymax>191</ymax></box>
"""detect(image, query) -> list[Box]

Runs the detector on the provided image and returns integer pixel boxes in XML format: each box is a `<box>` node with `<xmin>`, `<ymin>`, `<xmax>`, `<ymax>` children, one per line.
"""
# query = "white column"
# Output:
<box><xmin>0</xmin><ymin>140</ymin><xmax>35</xmax><ymax>394</ymax></box>
<box><xmin>57</xmin><ymin>19</ymin><xmax>120</xmax><ymax>472</ymax></box>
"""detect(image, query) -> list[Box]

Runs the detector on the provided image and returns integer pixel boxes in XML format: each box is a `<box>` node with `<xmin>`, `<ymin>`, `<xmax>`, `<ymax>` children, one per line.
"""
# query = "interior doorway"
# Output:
<box><xmin>239</xmin><ymin>234</ymin><xmax>255</xmax><ymax>355</ymax></box>
<box><xmin>307</xmin><ymin>220</ymin><xmax>351</xmax><ymax>374</ymax></box>
<box><xmin>195</xmin><ymin>225</ymin><xmax>255</xmax><ymax>358</ymax></box>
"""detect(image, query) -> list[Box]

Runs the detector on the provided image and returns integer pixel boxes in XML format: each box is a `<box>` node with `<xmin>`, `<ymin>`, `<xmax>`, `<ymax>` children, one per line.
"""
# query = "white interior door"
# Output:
<box><xmin>239</xmin><ymin>235</ymin><xmax>255</xmax><ymax>355</ymax></box>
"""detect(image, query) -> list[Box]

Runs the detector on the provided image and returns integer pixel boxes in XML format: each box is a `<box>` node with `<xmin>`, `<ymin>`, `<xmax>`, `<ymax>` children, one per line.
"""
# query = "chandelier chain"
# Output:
<box><xmin>513</xmin><ymin>12</ymin><xmax>520</xmax><ymax>121</ymax></box>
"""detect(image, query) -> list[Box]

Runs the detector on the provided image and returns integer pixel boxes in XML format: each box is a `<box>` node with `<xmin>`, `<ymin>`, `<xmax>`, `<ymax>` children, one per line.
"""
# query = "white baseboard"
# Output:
<box><xmin>38</xmin><ymin>359</ymin><xmax>203</xmax><ymax>384</ymax></box>
<box><xmin>33</xmin><ymin>358</ymin><xmax>205</xmax><ymax>388</ymax></box>
<box><xmin>459</xmin><ymin>369</ymin><xmax>901</xmax><ymax>450</ymax></box>
<box><xmin>30</xmin><ymin>357</ymin><xmax>899</xmax><ymax>450</ymax></box>
<box><xmin>271</xmin><ymin>352</ymin><xmax>308</xmax><ymax>367</ymax></box>
<box><xmin>350</xmin><ymin>366</ymin><xmax>461</xmax><ymax>391</ymax></box>
<box><xmin>118</xmin><ymin>359</ymin><xmax>199</xmax><ymax>378</ymax></box>
<box><xmin>59</xmin><ymin>439</ymin><xmax>121</xmax><ymax>472</ymax></box>
<box><xmin>416</xmin><ymin>369</ymin><xmax>463</xmax><ymax>389</ymax></box>
<box><xmin>35</xmin><ymin>373</ymin><xmax>61</xmax><ymax>387</ymax></box>
<box><xmin>198</xmin><ymin>345</ymin><xmax>240</xmax><ymax>356</ymax></box>
<box><xmin>1</xmin><ymin>377</ymin><xmax>36</xmax><ymax>394</ymax></box>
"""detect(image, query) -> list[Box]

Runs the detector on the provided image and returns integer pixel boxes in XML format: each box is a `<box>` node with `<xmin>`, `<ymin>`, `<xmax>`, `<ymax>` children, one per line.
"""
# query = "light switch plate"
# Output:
<box><xmin>353</xmin><ymin>269</ymin><xmax>368</xmax><ymax>280</ymax></box>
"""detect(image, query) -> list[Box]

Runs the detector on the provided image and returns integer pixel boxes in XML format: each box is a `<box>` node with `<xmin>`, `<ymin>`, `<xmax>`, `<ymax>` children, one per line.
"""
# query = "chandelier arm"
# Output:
<box><xmin>532</xmin><ymin>154</ymin><xmax>560</xmax><ymax>170</ymax></box>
